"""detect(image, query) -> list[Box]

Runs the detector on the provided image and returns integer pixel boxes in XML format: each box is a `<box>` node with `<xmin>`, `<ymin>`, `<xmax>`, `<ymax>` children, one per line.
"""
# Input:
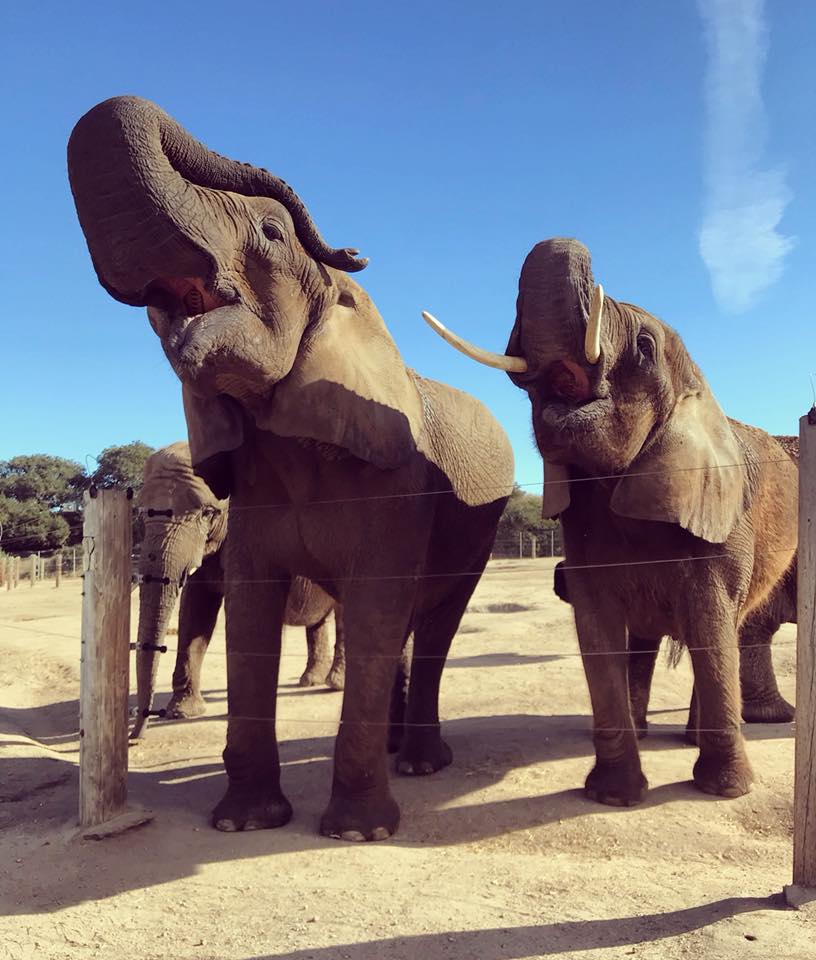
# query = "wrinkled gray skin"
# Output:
<box><xmin>132</xmin><ymin>442</ymin><xmax>345</xmax><ymax>741</ymax></box>
<box><xmin>499</xmin><ymin>239</ymin><xmax>798</xmax><ymax>805</ymax></box>
<box><xmin>68</xmin><ymin>96</ymin><xmax>513</xmax><ymax>841</ymax></box>
<box><xmin>554</xmin><ymin>556</ymin><xmax>796</xmax><ymax>738</ymax></box>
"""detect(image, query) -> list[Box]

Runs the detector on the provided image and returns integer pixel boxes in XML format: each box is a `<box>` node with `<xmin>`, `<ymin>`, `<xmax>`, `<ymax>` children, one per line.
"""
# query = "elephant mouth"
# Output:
<box><xmin>146</xmin><ymin>276</ymin><xmax>243</xmax><ymax>368</ymax></box>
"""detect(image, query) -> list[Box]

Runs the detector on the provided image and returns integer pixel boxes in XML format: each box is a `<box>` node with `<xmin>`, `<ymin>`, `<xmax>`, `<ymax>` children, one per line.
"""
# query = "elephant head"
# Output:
<box><xmin>424</xmin><ymin>237</ymin><xmax>746</xmax><ymax>544</ymax></box>
<box><xmin>68</xmin><ymin>97</ymin><xmax>423</xmax><ymax>497</ymax></box>
<box><xmin>132</xmin><ymin>441</ymin><xmax>227</xmax><ymax>738</ymax></box>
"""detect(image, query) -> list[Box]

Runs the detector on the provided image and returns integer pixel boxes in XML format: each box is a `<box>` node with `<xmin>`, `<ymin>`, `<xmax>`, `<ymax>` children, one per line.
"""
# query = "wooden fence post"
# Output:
<box><xmin>72</xmin><ymin>547</ymin><xmax>77</xmax><ymax>578</ymax></box>
<box><xmin>55</xmin><ymin>551</ymin><xmax>62</xmax><ymax>589</ymax></box>
<box><xmin>785</xmin><ymin>410</ymin><xmax>816</xmax><ymax>908</ymax></box>
<box><xmin>79</xmin><ymin>487</ymin><xmax>150</xmax><ymax>835</ymax></box>
<box><xmin>30</xmin><ymin>555</ymin><xmax>36</xmax><ymax>587</ymax></box>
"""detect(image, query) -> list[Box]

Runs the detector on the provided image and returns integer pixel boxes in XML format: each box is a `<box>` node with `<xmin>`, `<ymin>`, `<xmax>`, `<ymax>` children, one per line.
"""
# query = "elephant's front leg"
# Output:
<box><xmin>574</xmin><ymin>599</ymin><xmax>647</xmax><ymax>806</ymax></box>
<box><xmin>167</xmin><ymin>563</ymin><xmax>223</xmax><ymax>719</ymax></box>
<box><xmin>685</xmin><ymin>613</ymin><xmax>753</xmax><ymax>798</ymax></box>
<box><xmin>320</xmin><ymin>586</ymin><xmax>411</xmax><ymax>841</ymax></box>
<box><xmin>212</xmin><ymin>569</ymin><xmax>292</xmax><ymax>832</ymax></box>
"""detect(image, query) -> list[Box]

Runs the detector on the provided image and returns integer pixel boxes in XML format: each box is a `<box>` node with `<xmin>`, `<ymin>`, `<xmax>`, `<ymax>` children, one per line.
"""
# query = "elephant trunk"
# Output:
<box><xmin>506</xmin><ymin>238</ymin><xmax>597</xmax><ymax>384</ymax></box>
<box><xmin>67</xmin><ymin>96</ymin><xmax>365</xmax><ymax>306</ymax></box>
<box><xmin>130</xmin><ymin>578</ymin><xmax>180</xmax><ymax>740</ymax></box>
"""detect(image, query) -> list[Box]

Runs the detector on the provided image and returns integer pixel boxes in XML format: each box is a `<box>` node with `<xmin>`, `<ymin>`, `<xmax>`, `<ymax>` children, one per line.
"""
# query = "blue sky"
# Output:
<box><xmin>1</xmin><ymin>0</ymin><xmax>812</xmax><ymax>486</ymax></box>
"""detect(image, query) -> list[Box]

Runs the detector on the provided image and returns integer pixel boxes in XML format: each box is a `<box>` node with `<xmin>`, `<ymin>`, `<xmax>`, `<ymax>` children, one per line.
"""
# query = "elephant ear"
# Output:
<box><xmin>181</xmin><ymin>386</ymin><xmax>244</xmax><ymax>499</ymax></box>
<box><xmin>610</xmin><ymin>389</ymin><xmax>746</xmax><ymax>544</ymax></box>
<box><xmin>257</xmin><ymin>293</ymin><xmax>423</xmax><ymax>468</ymax></box>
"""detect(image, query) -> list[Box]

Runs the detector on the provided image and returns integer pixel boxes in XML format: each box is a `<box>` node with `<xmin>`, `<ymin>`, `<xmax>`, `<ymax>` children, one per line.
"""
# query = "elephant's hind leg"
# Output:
<box><xmin>739</xmin><ymin>605</ymin><xmax>795</xmax><ymax>723</ymax></box>
<box><xmin>627</xmin><ymin>635</ymin><xmax>661</xmax><ymax>739</ymax></box>
<box><xmin>395</xmin><ymin>578</ymin><xmax>479</xmax><ymax>777</ymax></box>
<box><xmin>299</xmin><ymin>615</ymin><xmax>333</xmax><ymax>687</ymax></box>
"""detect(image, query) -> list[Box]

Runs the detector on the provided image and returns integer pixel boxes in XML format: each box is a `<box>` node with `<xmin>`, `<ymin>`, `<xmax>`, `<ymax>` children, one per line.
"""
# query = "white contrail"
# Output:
<box><xmin>698</xmin><ymin>0</ymin><xmax>794</xmax><ymax>313</ymax></box>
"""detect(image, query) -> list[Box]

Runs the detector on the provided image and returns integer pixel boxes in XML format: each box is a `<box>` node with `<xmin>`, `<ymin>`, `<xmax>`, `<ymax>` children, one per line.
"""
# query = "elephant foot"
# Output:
<box><xmin>585</xmin><ymin>761</ymin><xmax>648</xmax><ymax>807</ymax></box>
<box><xmin>298</xmin><ymin>664</ymin><xmax>332</xmax><ymax>687</ymax></box>
<box><xmin>742</xmin><ymin>695</ymin><xmax>795</xmax><ymax>724</ymax></box>
<box><xmin>396</xmin><ymin>734</ymin><xmax>453</xmax><ymax>776</ymax></box>
<box><xmin>693</xmin><ymin>753</ymin><xmax>753</xmax><ymax>798</ymax></box>
<box><xmin>165</xmin><ymin>691</ymin><xmax>207</xmax><ymax>719</ymax></box>
<box><xmin>320</xmin><ymin>790</ymin><xmax>400</xmax><ymax>842</ymax></box>
<box><xmin>325</xmin><ymin>665</ymin><xmax>345</xmax><ymax>691</ymax></box>
<box><xmin>212</xmin><ymin>782</ymin><xmax>293</xmax><ymax>832</ymax></box>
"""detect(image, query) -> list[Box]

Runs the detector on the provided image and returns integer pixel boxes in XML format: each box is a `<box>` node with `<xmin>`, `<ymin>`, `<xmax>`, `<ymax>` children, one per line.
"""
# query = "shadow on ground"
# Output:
<box><xmin>243</xmin><ymin>895</ymin><xmax>787</xmax><ymax>959</ymax></box>
<box><xmin>0</xmin><ymin>692</ymin><xmax>796</xmax><ymax>916</ymax></box>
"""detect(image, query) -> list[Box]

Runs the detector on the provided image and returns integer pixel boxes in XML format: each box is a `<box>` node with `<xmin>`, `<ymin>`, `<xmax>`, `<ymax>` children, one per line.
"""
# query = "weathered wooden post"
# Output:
<box><xmin>30</xmin><ymin>555</ymin><xmax>36</xmax><ymax>587</ymax></box>
<box><xmin>785</xmin><ymin>409</ymin><xmax>816</xmax><ymax>909</ymax></box>
<box><xmin>72</xmin><ymin>547</ymin><xmax>77</xmax><ymax>578</ymax></box>
<box><xmin>79</xmin><ymin>487</ymin><xmax>151</xmax><ymax>836</ymax></box>
<box><xmin>531</xmin><ymin>535</ymin><xmax>537</xmax><ymax>559</ymax></box>
<box><xmin>518</xmin><ymin>531</ymin><xmax>523</xmax><ymax>559</ymax></box>
<box><xmin>55</xmin><ymin>551</ymin><xmax>62</xmax><ymax>589</ymax></box>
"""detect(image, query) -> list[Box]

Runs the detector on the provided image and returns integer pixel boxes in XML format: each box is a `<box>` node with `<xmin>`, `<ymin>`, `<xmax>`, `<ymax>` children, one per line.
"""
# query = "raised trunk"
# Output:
<box><xmin>67</xmin><ymin>96</ymin><xmax>364</xmax><ymax>306</ymax></box>
<box><xmin>130</xmin><ymin>581</ymin><xmax>180</xmax><ymax>739</ymax></box>
<box><xmin>506</xmin><ymin>239</ymin><xmax>595</xmax><ymax>373</ymax></box>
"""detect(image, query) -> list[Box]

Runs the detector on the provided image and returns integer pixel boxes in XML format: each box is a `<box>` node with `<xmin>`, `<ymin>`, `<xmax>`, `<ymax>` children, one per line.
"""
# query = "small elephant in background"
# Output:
<box><xmin>131</xmin><ymin>441</ymin><xmax>344</xmax><ymax>740</ymax></box>
<box><xmin>553</xmin><ymin>556</ymin><xmax>795</xmax><ymax>738</ymax></box>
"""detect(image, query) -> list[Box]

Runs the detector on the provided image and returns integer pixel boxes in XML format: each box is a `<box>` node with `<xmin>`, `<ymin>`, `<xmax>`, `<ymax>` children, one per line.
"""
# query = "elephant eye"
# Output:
<box><xmin>636</xmin><ymin>331</ymin><xmax>656</xmax><ymax>363</ymax></box>
<box><xmin>261</xmin><ymin>221</ymin><xmax>284</xmax><ymax>243</ymax></box>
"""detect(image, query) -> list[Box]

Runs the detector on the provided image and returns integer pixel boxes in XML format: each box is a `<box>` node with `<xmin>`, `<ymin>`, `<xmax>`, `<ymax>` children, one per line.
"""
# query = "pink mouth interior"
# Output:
<box><xmin>549</xmin><ymin>359</ymin><xmax>592</xmax><ymax>402</ymax></box>
<box><xmin>158</xmin><ymin>276</ymin><xmax>227</xmax><ymax>316</ymax></box>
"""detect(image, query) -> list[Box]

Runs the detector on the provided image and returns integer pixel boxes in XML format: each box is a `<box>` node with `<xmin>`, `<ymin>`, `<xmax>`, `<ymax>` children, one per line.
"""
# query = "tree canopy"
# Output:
<box><xmin>90</xmin><ymin>442</ymin><xmax>154</xmax><ymax>492</ymax></box>
<box><xmin>0</xmin><ymin>442</ymin><xmax>154</xmax><ymax>554</ymax></box>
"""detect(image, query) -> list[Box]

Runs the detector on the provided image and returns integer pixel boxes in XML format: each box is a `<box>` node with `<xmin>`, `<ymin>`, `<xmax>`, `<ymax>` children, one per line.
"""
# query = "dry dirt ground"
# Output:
<box><xmin>0</xmin><ymin>559</ymin><xmax>811</xmax><ymax>959</ymax></box>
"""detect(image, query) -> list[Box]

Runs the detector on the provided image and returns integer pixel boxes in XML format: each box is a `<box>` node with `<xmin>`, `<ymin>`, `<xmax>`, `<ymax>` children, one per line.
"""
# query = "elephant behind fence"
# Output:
<box><xmin>131</xmin><ymin>441</ymin><xmax>345</xmax><ymax>740</ymax></box>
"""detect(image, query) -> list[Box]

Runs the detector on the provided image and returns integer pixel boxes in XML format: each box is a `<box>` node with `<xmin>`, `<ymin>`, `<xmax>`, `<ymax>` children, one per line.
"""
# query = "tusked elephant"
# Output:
<box><xmin>423</xmin><ymin>238</ymin><xmax>797</xmax><ymax>805</ymax></box>
<box><xmin>131</xmin><ymin>441</ymin><xmax>345</xmax><ymax>741</ymax></box>
<box><xmin>67</xmin><ymin>96</ymin><xmax>513</xmax><ymax>840</ymax></box>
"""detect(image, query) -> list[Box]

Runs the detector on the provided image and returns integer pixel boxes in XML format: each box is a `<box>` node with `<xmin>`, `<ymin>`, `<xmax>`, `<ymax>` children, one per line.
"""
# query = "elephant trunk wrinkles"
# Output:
<box><xmin>67</xmin><ymin>96</ymin><xmax>365</xmax><ymax>306</ymax></box>
<box><xmin>507</xmin><ymin>238</ymin><xmax>597</xmax><ymax>384</ymax></box>
<box><xmin>131</xmin><ymin>580</ymin><xmax>180</xmax><ymax>739</ymax></box>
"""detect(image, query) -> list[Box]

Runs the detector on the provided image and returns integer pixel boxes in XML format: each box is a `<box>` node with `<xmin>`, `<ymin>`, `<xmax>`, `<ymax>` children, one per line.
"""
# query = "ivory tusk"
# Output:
<box><xmin>421</xmin><ymin>311</ymin><xmax>528</xmax><ymax>373</ymax></box>
<box><xmin>584</xmin><ymin>284</ymin><xmax>603</xmax><ymax>364</ymax></box>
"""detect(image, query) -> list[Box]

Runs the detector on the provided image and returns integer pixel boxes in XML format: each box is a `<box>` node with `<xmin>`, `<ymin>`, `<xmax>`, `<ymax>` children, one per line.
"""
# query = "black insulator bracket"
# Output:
<box><xmin>142</xmin><ymin>709</ymin><xmax>167</xmax><ymax>718</ymax></box>
<box><xmin>140</xmin><ymin>574</ymin><xmax>172</xmax><ymax>585</ymax></box>
<box><xmin>146</xmin><ymin>508</ymin><xmax>174</xmax><ymax>518</ymax></box>
<box><xmin>139</xmin><ymin>643</ymin><xmax>168</xmax><ymax>653</ymax></box>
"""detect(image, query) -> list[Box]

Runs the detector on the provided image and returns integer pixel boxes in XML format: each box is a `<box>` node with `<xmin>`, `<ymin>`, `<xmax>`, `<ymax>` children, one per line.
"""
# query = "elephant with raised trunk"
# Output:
<box><xmin>424</xmin><ymin>238</ymin><xmax>797</xmax><ymax>805</ymax></box>
<box><xmin>68</xmin><ymin>96</ymin><xmax>513</xmax><ymax>840</ymax></box>
<box><xmin>132</xmin><ymin>441</ymin><xmax>345</xmax><ymax>740</ymax></box>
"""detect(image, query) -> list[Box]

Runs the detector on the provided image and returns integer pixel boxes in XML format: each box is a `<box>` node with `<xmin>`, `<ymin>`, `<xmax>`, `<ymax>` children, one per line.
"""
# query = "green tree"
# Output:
<box><xmin>90</xmin><ymin>442</ymin><xmax>154</xmax><ymax>492</ymax></box>
<box><xmin>494</xmin><ymin>484</ymin><xmax>562</xmax><ymax>557</ymax></box>
<box><xmin>0</xmin><ymin>455</ymin><xmax>85</xmax><ymax>509</ymax></box>
<box><xmin>0</xmin><ymin>495</ymin><xmax>70</xmax><ymax>552</ymax></box>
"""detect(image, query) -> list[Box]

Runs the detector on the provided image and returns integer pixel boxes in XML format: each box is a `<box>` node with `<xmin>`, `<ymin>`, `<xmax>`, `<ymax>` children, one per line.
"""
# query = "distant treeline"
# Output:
<box><xmin>0</xmin><ymin>443</ymin><xmax>153</xmax><ymax>553</ymax></box>
<box><xmin>0</xmin><ymin>446</ymin><xmax>560</xmax><ymax>558</ymax></box>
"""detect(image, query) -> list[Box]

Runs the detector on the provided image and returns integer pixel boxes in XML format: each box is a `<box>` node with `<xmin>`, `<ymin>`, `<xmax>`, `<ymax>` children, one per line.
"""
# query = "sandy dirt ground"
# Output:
<box><xmin>0</xmin><ymin>559</ymin><xmax>811</xmax><ymax>959</ymax></box>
